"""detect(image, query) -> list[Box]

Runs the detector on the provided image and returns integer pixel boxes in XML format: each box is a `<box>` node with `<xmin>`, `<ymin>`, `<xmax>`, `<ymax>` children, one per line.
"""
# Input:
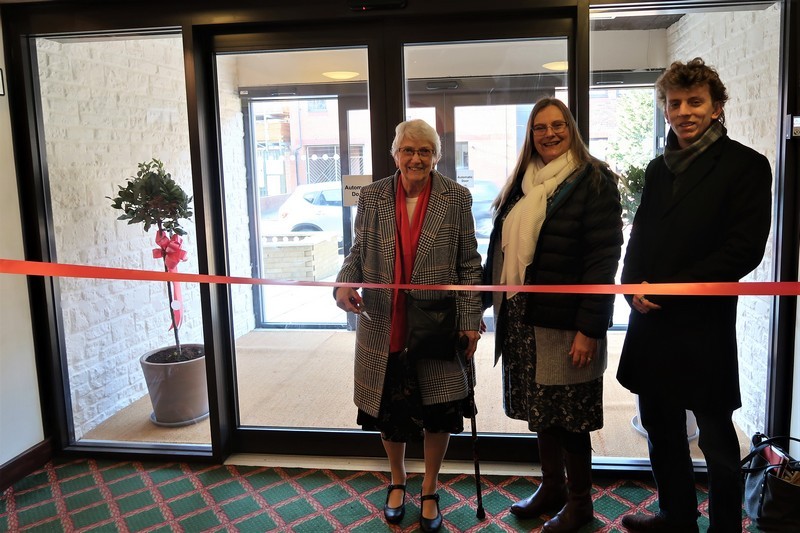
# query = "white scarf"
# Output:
<box><xmin>501</xmin><ymin>152</ymin><xmax>578</xmax><ymax>299</ymax></box>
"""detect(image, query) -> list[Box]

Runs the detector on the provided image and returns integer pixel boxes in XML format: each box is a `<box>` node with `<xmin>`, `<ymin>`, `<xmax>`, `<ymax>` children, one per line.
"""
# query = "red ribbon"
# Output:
<box><xmin>3</xmin><ymin>258</ymin><xmax>800</xmax><ymax>296</ymax></box>
<box><xmin>153</xmin><ymin>231</ymin><xmax>188</xmax><ymax>329</ymax></box>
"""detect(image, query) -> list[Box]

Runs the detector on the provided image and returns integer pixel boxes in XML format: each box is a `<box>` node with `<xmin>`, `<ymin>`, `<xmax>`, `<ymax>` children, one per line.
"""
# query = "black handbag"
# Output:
<box><xmin>405</xmin><ymin>293</ymin><xmax>458</xmax><ymax>361</ymax></box>
<box><xmin>741</xmin><ymin>432</ymin><xmax>800</xmax><ymax>532</ymax></box>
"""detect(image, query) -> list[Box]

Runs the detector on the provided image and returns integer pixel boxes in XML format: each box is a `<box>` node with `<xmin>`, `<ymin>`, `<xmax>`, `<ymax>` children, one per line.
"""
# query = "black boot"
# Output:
<box><xmin>510</xmin><ymin>431</ymin><xmax>568</xmax><ymax>518</ymax></box>
<box><xmin>542</xmin><ymin>450</ymin><xmax>593</xmax><ymax>532</ymax></box>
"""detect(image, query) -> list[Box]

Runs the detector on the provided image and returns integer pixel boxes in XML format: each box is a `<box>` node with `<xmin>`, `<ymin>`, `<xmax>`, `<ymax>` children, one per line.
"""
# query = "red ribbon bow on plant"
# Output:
<box><xmin>153</xmin><ymin>231</ymin><xmax>188</xmax><ymax>329</ymax></box>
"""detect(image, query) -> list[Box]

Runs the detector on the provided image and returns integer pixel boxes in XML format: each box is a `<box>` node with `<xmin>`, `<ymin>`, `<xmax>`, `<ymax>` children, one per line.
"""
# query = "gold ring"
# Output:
<box><xmin>638</xmin><ymin>296</ymin><xmax>646</xmax><ymax>303</ymax></box>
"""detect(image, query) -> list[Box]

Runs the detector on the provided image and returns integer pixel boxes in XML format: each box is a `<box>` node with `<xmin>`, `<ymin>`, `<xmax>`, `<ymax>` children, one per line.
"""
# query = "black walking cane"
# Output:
<box><xmin>460</xmin><ymin>336</ymin><xmax>486</xmax><ymax>520</ymax></box>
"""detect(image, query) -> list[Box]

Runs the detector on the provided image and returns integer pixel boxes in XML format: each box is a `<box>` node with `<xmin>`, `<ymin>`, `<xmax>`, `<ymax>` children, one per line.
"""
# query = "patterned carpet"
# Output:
<box><xmin>1</xmin><ymin>459</ymin><xmax>757</xmax><ymax>532</ymax></box>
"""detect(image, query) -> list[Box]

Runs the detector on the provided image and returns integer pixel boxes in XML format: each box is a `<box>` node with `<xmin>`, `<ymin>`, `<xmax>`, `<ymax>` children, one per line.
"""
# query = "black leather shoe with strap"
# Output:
<box><xmin>383</xmin><ymin>484</ymin><xmax>406</xmax><ymax>524</ymax></box>
<box><xmin>419</xmin><ymin>493</ymin><xmax>442</xmax><ymax>532</ymax></box>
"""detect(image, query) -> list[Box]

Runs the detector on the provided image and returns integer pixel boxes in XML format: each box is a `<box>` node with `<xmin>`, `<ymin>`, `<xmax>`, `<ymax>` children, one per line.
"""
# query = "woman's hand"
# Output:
<box><xmin>569</xmin><ymin>331</ymin><xmax>597</xmax><ymax>368</ymax></box>
<box><xmin>335</xmin><ymin>287</ymin><xmax>362</xmax><ymax>314</ymax></box>
<box><xmin>459</xmin><ymin>330</ymin><xmax>481</xmax><ymax>360</ymax></box>
<box><xmin>632</xmin><ymin>281</ymin><xmax>662</xmax><ymax>314</ymax></box>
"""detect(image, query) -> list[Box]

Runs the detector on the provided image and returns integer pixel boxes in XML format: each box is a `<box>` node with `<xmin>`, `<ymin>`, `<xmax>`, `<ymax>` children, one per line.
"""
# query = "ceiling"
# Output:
<box><xmin>0</xmin><ymin>1</ymin><xmax>684</xmax><ymax>31</ymax></box>
<box><xmin>0</xmin><ymin>0</ymin><xmax>690</xmax><ymax>34</ymax></box>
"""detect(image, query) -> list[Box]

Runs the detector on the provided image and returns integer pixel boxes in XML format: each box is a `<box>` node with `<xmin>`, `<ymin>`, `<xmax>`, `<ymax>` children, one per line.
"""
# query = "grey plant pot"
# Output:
<box><xmin>140</xmin><ymin>343</ymin><xmax>209</xmax><ymax>427</ymax></box>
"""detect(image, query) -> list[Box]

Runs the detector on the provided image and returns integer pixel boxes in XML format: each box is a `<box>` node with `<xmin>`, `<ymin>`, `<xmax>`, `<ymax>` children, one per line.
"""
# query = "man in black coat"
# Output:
<box><xmin>618</xmin><ymin>58</ymin><xmax>772</xmax><ymax>532</ymax></box>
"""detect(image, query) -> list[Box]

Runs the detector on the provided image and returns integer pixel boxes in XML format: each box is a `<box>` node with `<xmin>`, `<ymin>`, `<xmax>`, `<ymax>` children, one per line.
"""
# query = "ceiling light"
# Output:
<box><xmin>542</xmin><ymin>61</ymin><xmax>568</xmax><ymax>72</ymax></box>
<box><xmin>322</xmin><ymin>71</ymin><xmax>360</xmax><ymax>80</ymax></box>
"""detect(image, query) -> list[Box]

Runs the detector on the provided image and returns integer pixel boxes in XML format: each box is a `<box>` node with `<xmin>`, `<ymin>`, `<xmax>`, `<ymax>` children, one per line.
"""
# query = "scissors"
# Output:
<box><xmin>349</xmin><ymin>296</ymin><xmax>371</xmax><ymax>321</ymax></box>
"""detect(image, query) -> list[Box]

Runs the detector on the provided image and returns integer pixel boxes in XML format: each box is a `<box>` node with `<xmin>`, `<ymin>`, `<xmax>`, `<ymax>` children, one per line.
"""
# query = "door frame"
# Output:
<box><xmin>198</xmin><ymin>10</ymin><xmax>580</xmax><ymax>462</ymax></box>
<box><xmin>3</xmin><ymin>0</ymin><xmax>792</xmax><ymax>469</ymax></box>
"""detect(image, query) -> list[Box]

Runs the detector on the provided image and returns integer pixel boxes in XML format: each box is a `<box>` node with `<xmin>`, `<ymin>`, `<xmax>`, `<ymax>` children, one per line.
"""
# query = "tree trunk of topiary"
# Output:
<box><xmin>162</xmin><ymin>260</ymin><xmax>182</xmax><ymax>359</ymax></box>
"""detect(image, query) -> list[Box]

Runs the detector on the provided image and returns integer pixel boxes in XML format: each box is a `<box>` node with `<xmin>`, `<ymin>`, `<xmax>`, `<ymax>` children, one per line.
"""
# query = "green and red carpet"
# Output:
<box><xmin>1</xmin><ymin>459</ymin><xmax>757</xmax><ymax>531</ymax></box>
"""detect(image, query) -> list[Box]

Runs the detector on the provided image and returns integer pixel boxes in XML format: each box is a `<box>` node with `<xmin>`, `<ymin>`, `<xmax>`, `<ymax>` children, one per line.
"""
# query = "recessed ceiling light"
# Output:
<box><xmin>322</xmin><ymin>71</ymin><xmax>360</xmax><ymax>80</ymax></box>
<box><xmin>542</xmin><ymin>61</ymin><xmax>569</xmax><ymax>72</ymax></box>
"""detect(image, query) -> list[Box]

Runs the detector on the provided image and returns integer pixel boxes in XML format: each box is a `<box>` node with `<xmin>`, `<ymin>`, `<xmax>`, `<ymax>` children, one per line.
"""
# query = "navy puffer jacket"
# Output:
<box><xmin>485</xmin><ymin>162</ymin><xmax>623</xmax><ymax>338</ymax></box>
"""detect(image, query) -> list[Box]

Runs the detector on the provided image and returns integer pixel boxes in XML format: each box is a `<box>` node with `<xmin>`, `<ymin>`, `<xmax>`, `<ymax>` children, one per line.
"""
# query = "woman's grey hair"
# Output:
<box><xmin>390</xmin><ymin>119</ymin><xmax>442</xmax><ymax>161</ymax></box>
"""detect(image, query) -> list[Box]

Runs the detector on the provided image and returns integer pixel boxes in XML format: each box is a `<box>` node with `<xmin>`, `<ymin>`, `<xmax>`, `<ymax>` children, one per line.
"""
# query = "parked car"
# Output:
<box><xmin>469</xmin><ymin>180</ymin><xmax>500</xmax><ymax>238</ymax></box>
<box><xmin>275</xmin><ymin>179</ymin><xmax>498</xmax><ymax>240</ymax></box>
<box><xmin>277</xmin><ymin>182</ymin><xmax>345</xmax><ymax>234</ymax></box>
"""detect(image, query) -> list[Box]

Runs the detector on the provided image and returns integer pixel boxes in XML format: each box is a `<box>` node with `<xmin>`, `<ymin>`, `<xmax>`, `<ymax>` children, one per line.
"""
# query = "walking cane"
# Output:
<box><xmin>460</xmin><ymin>336</ymin><xmax>486</xmax><ymax>520</ymax></box>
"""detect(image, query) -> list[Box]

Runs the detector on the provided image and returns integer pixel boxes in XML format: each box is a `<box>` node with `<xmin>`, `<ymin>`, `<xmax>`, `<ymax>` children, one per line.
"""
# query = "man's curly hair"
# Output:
<box><xmin>655</xmin><ymin>57</ymin><xmax>728</xmax><ymax>124</ymax></box>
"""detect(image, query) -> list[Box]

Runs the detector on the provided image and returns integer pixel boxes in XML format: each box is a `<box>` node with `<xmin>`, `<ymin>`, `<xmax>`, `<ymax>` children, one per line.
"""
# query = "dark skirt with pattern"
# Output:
<box><xmin>357</xmin><ymin>351</ymin><xmax>466</xmax><ymax>442</ymax></box>
<box><xmin>501</xmin><ymin>295</ymin><xmax>603</xmax><ymax>433</ymax></box>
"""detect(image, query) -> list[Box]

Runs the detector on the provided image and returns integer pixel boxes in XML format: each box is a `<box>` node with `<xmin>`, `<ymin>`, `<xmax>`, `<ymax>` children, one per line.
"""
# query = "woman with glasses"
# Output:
<box><xmin>484</xmin><ymin>98</ymin><xmax>623</xmax><ymax>532</ymax></box>
<box><xmin>335</xmin><ymin>119</ymin><xmax>482</xmax><ymax>532</ymax></box>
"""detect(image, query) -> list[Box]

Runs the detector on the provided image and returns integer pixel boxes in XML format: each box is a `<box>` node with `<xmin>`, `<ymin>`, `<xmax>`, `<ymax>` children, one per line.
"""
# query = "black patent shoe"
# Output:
<box><xmin>383</xmin><ymin>484</ymin><xmax>406</xmax><ymax>524</ymax></box>
<box><xmin>419</xmin><ymin>493</ymin><xmax>442</xmax><ymax>532</ymax></box>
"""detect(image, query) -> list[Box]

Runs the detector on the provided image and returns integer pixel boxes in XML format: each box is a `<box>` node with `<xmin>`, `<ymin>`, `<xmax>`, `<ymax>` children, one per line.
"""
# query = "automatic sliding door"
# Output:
<box><xmin>404</xmin><ymin>38</ymin><xmax>568</xmax><ymax>284</ymax></box>
<box><xmin>218</xmin><ymin>49</ymin><xmax>369</xmax><ymax>329</ymax></box>
<box><xmin>214</xmin><ymin>17</ymin><xmax>583</xmax><ymax>461</ymax></box>
<box><xmin>216</xmin><ymin>47</ymin><xmax>369</xmax><ymax>429</ymax></box>
<box><xmin>402</xmin><ymin>39</ymin><xmax>569</xmax><ymax>436</ymax></box>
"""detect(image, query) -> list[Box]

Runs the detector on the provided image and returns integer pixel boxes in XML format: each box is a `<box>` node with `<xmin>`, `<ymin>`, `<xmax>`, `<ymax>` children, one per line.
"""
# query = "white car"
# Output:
<box><xmin>275</xmin><ymin>179</ymin><xmax>495</xmax><ymax>244</ymax></box>
<box><xmin>277</xmin><ymin>182</ymin><xmax>346</xmax><ymax>234</ymax></box>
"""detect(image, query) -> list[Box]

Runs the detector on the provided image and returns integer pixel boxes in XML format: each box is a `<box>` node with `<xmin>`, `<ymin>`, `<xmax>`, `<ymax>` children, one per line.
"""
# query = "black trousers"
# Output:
<box><xmin>638</xmin><ymin>393</ymin><xmax>742</xmax><ymax>532</ymax></box>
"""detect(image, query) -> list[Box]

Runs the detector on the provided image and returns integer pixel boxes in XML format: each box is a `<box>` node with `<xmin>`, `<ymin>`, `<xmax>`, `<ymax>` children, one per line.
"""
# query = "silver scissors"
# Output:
<box><xmin>349</xmin><ymin>296</ymin><xmax>371</xmax><ymax>320</ymax></box>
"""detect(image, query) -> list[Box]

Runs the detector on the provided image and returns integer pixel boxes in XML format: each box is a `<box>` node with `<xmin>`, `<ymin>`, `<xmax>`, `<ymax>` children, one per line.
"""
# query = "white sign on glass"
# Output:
<box><xmin>342</xmin><ymin>175</ymin><xmax>372</xmax><ymax>207</ymax></box>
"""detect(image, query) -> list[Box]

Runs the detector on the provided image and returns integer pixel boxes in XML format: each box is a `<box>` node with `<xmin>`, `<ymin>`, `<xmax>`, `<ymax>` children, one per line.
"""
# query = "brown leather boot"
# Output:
<box><xmin>621</xmin><ymin>513</ymin><xmax>699</xmax><ymax>532</ymax></box>
<box><xmin>542</xmin><ymin>450</ymin><xmax>593</xmax><ymax>532</ymax></box>
<box><xmin>510</xmin><ymin>431</ymin><xmax>568</xmax><ymax>518</ymax></box>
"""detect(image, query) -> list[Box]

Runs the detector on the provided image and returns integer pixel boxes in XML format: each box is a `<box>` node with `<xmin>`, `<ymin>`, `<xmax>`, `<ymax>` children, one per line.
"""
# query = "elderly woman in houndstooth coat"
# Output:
<box><xmin>335</xmin><ymin>119</ymin><xmax>483</xmax><ymax>533</ymax></box>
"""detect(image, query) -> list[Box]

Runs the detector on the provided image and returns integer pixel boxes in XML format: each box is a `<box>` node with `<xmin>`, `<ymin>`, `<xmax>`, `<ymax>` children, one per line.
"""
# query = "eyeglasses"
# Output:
<box><xmin>398</xmin><ymin>147</ymin><xmax>435</xmax><ymax>158</ymax></box>
<box><xmin>532</xmin><ymin>121</ymin><xmax>568</xmax><ymax>136</ymax></box>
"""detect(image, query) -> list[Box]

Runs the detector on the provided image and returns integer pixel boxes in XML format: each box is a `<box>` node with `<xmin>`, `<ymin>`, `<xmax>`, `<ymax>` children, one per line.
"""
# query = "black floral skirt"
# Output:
<box><xmin>501</xmin><ymin>296</ymin><xmax>603</xmax><ymax>433</ymax></box>
<box><xmin>357</xmin><ymin>351</ymin><xmax>467</xmax><ymax>442</ymax></box>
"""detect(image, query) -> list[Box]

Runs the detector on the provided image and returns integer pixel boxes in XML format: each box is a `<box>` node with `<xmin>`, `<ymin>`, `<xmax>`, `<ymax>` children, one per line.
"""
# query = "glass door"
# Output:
<box><xmin>227</xmin><ymin>49</ymin><xmax>370</xmax><ymax>329</ymax></box>
<box><xmin>31</xmin><ymin>31</ymin><xmax>211</xmax><ymax>450</ymax></box>
<box><xmin>403</xmin><ymin>37</ymin><xmax>569</xmax><ymax>437</ymax></box>
<box><xmin>213</xmin><ymin>15</ymin><xmax>579</xmax><ymax>462</ymax></box>
<box><xmin>216</xmin><ymin>46</ymin><xmax>372</xmax><ymax>430</ymax></box>
<box><xmin>404</xmin><ymin>38</ymin><xmax>569</xmax><ymax>287</ymax></box>
<box><xmin>587</xmin><ymin>2</ymin><xmax>783</xmax><ymax>465</ymax></box>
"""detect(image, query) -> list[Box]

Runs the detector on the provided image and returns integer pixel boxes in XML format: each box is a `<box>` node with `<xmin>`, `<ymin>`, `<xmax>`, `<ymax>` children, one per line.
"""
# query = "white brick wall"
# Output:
<box><xmin>667</xmin><ymin>4</ymin><xmax>781</xmax><ymax>435</ymax></box>
<box><xmin>216</xmin><ymin>55</ymin><xmax>256</xmax><ymax>339</ymax></box>
<box><xmin>37</xmin><ymin>36</ymin><xmax>252</xmax><ymax>438</ymax></box>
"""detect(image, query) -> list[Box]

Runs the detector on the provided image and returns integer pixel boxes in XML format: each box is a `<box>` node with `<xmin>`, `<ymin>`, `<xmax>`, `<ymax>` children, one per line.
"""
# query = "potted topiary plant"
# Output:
<box><xmin>619</xmin><ymin>164</ymin><xmax>645</xmax><ymax>226</ymax></box>
<box><xmin>109</xmin><ymin>158</ymin><xmax>208</xmax><ymax>426</ymax></box>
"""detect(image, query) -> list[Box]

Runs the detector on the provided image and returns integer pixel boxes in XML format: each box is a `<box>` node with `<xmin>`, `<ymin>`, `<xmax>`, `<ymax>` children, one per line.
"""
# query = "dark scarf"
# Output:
<box><xmin>389</xmin><ymin>174</ymin><xmax>432</xmax><ymax>353</ymax></box>
<box><xmin>664</xmin><ymin>120</ymin><xmax>727</xmax><ymax>176</ymax></box>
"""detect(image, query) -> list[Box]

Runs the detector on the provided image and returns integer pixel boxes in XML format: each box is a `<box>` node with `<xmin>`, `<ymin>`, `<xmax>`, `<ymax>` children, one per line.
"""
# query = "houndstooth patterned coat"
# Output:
<box><xmin>336</xmin><ymin>170</ymin><xmax>483</xmax><ymax>418</ymax></box>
